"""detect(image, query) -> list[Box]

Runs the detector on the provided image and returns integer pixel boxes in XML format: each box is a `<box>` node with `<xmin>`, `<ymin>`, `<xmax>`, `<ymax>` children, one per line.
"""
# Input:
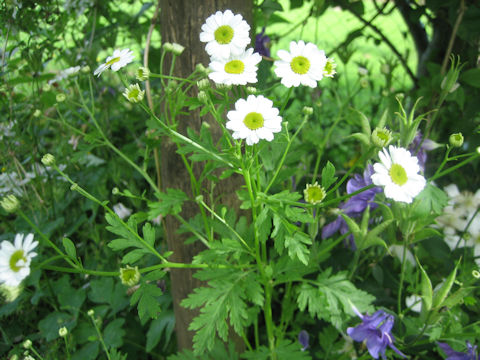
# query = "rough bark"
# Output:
<box><xmin>159</xmin><ymin>0</ymin><xmax>253</xmax><ymax>351</ymax></box>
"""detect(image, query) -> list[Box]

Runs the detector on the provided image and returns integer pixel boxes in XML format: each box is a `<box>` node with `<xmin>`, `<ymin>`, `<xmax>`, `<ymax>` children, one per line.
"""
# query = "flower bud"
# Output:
<box><xmin>162</xmin><ymin>42</ymin><xmax>173</xmax><ymax>52</ymax></box>
<box><xmin>119</xmin><ymin>266</ymin><xmax>141</xmax><ymax>287</ymax></box>
<box><xmin>197</xmin><ymin>90</ymin><xmax>208</xmax><ymax>104</ymax></box>
<box><xmin>196</xmin><ymin>79</ymin><xmax>210</xmax><ymax>91</ymax></box>
<box><xmin>56</xmin><ymin>93</ymin><xmax>66</xmax><ymax>103</ymax></box>
<box><xmin>304</xmin><ymin>182</ymin><xmax>326</xmax><ymax>205</ymax></box>
<box><xmin>59</xmin><ymin>326</ymin><xmax>68</xmax><ymax>337</ymax></box>
<box><xmin>22</xmin><ymin>340</ymin><xmax>32</xmax><ymax>349</ymax></box>
<box><xmin>359</xmin><ymin>78</ymin><xmax>369</xmax><ymax>88</ymax></box>
<box><xmin>371</xmin><ymin>127</ymin><xmax>392</xmax><ymax>147</ymax></box>
<box><xmin>123</xmin><ymin>83</ymin><xmax>145</xmax><ymax>103</ymax></box>
<box><xmin>136</xmin><ymin>66</ymin><xmax>150</xmax><ymax>81</ymax></box>
<box><xmin>112</xmin><ymin>187</ymin><xmax>120</xmax><ymax>195</ymax></box>
<box><xmin>472</xmin><ymin>270</ymin><xmax>480</xmax><ymax>279</ymax></box>
<box><xmin>42</xmin><ymin>83</ymin><xmax>52</xmax><ymax>92</ymax></box>
<box><xmin>87</xmin><ymin>309</ymin><xmax>95</xmax><ymax>317</ymax></box>
<box><xmin>302</xmin><ymin>106</ymin><xmax>313</xmax><ymax>116</ymax></box>
<box><xmin>1</xmin><ymin>194</ymin><xmax>19</xmax><ymax>213</ymax></box>
<box><xmin>195</xmin><ymin>195</ymin><xmax>204</xmax><ymax>203</ymax></box>
<box><xmin>41</xmin><ymin>153</ymin><xmax>55</xmax><ymax>166</ymax></box>
<box><xmin>195</xmin><ymin>63</ymin><xmax>209</xmax><ymax>76</ymax></box>
<box><xmin>216</xmin><ymin>83</ymin><xmax>231</xmax><ymax>91</ymax></box>
<box><xmin>33</xmin><ymin>109</ymin><xmax>42</xmax><ymax>118</ymax></box>
<box><xmin>449</xmin><ymin>132</ymin><xmax>463</xmax><ymax>148</ymax></box>
<box><xmin>81</xmin><ymin>65</ymin><xmax>91</xmax><ymax>73</ymax></box>
<box><xmin>246</xmin><ymin>86</ymin><xmax>257</xmax><ymax>95</ymax></box>
<box><xmin>171</xmin><ymin>43</ymin><xmax>185</xmax><ymax>56</ymax></box>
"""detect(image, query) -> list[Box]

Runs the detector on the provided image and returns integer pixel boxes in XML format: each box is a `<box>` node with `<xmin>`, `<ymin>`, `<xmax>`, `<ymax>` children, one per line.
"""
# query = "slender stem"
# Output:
<box><xmin>430</xmin><ymin>151</ymin><xmax>479</xmax><ymax>181</ymax></box>
<box><xmin>397</xmin><ymin>233</ymin><xmax>410</xmax><ymax>314</ymax></box>
<box><xmin>90</xmin><ymin>315</ymin><xmax>111</xmax><ymax>360</ymax></box>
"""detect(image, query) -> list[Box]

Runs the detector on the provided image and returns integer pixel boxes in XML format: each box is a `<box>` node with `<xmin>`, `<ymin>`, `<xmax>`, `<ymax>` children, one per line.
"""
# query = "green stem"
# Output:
<box><xmin>90</xmin><ymin>314</ymin><xmax>111</xmax><ymax>360</ymax></box>
<box><xmin>430</xmin><ymin>151</ymin><xmax>479</xmax><ymax>181</ymax></box>
<box><xmin>397</xmin><ymin>233</ymin><xmax>409</xmax><ymax>314</ymax></box>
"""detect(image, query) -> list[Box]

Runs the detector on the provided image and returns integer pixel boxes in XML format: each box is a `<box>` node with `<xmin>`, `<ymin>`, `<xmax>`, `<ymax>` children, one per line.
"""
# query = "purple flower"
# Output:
<box><xmin>254</xmin><ymin>27</ymin><xmax>271</xmax><ymax>58</ymax></box>
<box><xmin>322</xmin><ymin>165</ymin><xmax>382</xmax><ymax>247</ymax></box>
<box><xmin>438</xmin><ymin>341</ymin><xmax>479</xmax><ymax>360</ymax></box>
<box><xmin>347</xmin><ymin>306</ymin><xmax>406</xmax><ymax>360</ymax></box>
<box><xmin>408</xmin><ymin>131</ymin><xmax>437</xmax><ymax>171</ymax></box>
<box><xmin>298</xmin><ymin>330</ymin><xmax>309</xmax><ymax>351</ymax></box>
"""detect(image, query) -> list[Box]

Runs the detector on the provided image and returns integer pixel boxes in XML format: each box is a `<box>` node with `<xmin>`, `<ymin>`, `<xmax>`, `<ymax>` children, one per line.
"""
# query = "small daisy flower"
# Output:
<box><xmin>0</xmin><ymin>233</ymin><xmax>38</xmax><ymax>287</ymax></box>
<box><xmin>371</xmin><ymin>145</ymin><xmax>426</xmax><ymax>203</ymax></box>
<box><xmin>226</xmin><ymin>95</ymin><xmax>282</xmax><ymax>146</ymax></box>
<box><xmin>304</xmin><ymin>182</ymin><xmax>326</xmax><ymax>204</ymax></box>
<box><xmin>323</xmin><ymin>57</ymin><xmax>337</xmax><ymax>78</ymax></box>
<box><xmin>94</xmin><ymin>48</ymin><xmax>135</xmax><ymax>77</ymax></box>
<box><xmin>199</xmin><ymin>10</ymin><xmax>251</xmax><ymax>59</ymax></box>
<box><xmin>208</xmin><ymin>48</ymin><xmax>262</xmax><ymax>85</ymax></box>
<box><xmin>371</xmin><ymin>127</ymin><xmax>392</xmax><ymax>148</ymax></box>
<box><xmin>123</xmin><ymin>83</ymin><xmax>145</xmax><ymax>103</ymax></box>
<box><xmin>274</xmin><ymin>40</ymin><xmax>327</xmax><ymax>88</ymax></box>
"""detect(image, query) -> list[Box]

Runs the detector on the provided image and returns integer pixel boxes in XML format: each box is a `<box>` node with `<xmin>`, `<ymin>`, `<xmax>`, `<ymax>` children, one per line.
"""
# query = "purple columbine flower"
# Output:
<box><xmin>408</xmin><ymin>131</ymin><xmax>437</xmax><ymax>171</ymax></box>
<box><xmin>347</xmin><ymin>305</ymin><xmax>406</xmax><ymax>360</ymax></box>
<box><xmin>321</xmin><ymin>165</ymin><xmax>382</xmax><ymax>248</ymax></box>
<box><xmin>438</xmin><ymin>341</ymin><xmax>479</xmax><ymax>360</ymax></box>
<box><xmin>254</xmin><ymin>27</ymin><xmax>271</xmax><ymax>58</ymax></box>
<box><xmin>298</xmin><ymin>330</ymin><xmax>309</xmax><ymax>351</ymax></box>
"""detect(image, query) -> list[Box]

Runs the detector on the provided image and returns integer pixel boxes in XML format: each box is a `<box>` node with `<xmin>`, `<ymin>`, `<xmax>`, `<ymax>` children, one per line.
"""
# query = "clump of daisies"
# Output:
<box><xmin>199</xmin><ymin>10</ymin><xmax>334</xmax><ymax>146</ymax></box>
<box><xmin>0</xmin><ymin>233</ymin><xmax>38</xmax><ymax>287</ymax></box>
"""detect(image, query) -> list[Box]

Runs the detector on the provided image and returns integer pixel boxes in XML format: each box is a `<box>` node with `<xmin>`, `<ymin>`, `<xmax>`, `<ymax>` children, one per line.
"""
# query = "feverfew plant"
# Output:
<box><xmin>3</xmin><ymin>3</ymin><xmax>480</xmax><ymax>360</ymax></box>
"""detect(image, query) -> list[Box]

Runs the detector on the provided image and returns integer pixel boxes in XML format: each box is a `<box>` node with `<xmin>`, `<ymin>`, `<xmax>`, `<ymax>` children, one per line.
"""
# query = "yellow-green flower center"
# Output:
<box><xmin>377</xmin><ymin>131</ymin><xmax>389</xmax><ymax>142</ymax></box>
<box><xmin>224</xmin><ymin>60</ymin><xmax>245</xmax><ymax>74</ymax></box>
<box><xmin>9</xmin><ymin>250</ymin><xmax>26</xmax><ymax>272</ymax></box>
<box><xmin>389</xmin><ymin>163</ymin><xmax>408</xmax><ymax>186</ymax></box>
<box><xmin>305</xmin><ymin>184</ymin><xmax>326</xmax><ymax>204</ymax></box>
<box><xmin>290</xmin><ymin>56</ymin><xmax>310</xmax><ymax>75</ymax></box>
<box><xmin>128</xmin><ymin>88</ymin><xmax>140</xmax><ymax>99</ymax></box>
<box><xmin>106</xmin><ymin>57</ymin><xmax>121</xmax><ymax>66</ymax></box>
<box><xmin>214</xmin><ymin>25</ymin><xmax>234</xmax><ymax>44</ymax></box>
<box><xmin>243</xmin><ymin>112</ymin><xmax>264</xmax><ymax>130</ymax></box>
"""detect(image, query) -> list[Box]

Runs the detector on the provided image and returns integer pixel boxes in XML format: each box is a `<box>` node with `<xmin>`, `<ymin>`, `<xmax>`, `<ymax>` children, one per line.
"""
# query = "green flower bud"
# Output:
<box><xmin>304</xmin><ymin>182</ymin><xmax>326</xmax><ymax>205</ymax></box>
<box><xmin>1</xmin><ymin>194</ymin><xmax>19</xmax><ymax>213</ymax></box>
<box><xmin>56</xmin><ymin>93</ymin><xmax>66</xmax><ymax>103</ymax></box>
<box><xmin>33</xmin><ymin>109</ymin><xmax>42</xmax><ymax>118</ymax></box>
<box><xmin>22</xmin><ymin>340</ymin><xmax>32</xmax><ymax>349</ymax></box>
<box><xmin>43</xmin><ymin>83</ymin><xmax>52</xmax><ymax>92</ymax></box>
<box><xmin>472</xmin><ymin>270</ymin><xmax>480</xmax><ymax>279</ymax></box>
<box><xmin>302</xmin><ymin>106</ymin><xmax>313</xmax><ymax>116</ymax></box>
<box><xmin>41</xmin><ymin>153</ymin><xmax>55</xmax><ymax>166</ymax></box>
<box><xmin>81</xmin><ymin>65</ymin><xmax>90</xmax><ymax>73</ymax></box>
<box><xmin>246</xmin><ymin>86</ymin><xmax>257</xmax><ymax>95</ymax></box>
<box><xmin>119</xmin><ymin>265</ymin><xmax>141</xmax><ymax>287</ymax></box>
<box><xmin>59</xmin><ymin>326</ymin><xmax>68</xmax><ymax>337</ymax></box>
<box><xmin>162</xmin><ymin>42</ymin><xmax>174</xmax><ymax>52</ymax></box>
<box><xmin>112</xmin><ymin>187</ymin><xmax>120</xmax><ymax>195</ymax></box>
<box><xmin>197</xmin><ymin>90</ymin><xmax>208</xmax><ymax>104</ymax></box>
<box><xmin>449</xmin><ymin>132</ymin><xmax>463</xmax><ymax>148</ymax></box>
<box><xmin>171</xmin><ymin>43</ymin><xmax>185</xmax><ymax>56</ymax></box>
<box><xmin>123</xmin><ymin>83</ymin><xmax>145</xmax><ymax>103</ymax></box>
<box><xmin>87</xmin><ymin>309</ymin><xmax>95</xmax><ymax>317</ymax></box>
<box><xmin>371</xmin><ymin>127</ymin><xmax>392</xmax><ymax>148</ymax></box>
<box><xmin>136</xmin><ymin>66</ymin><xmax>150</xmax><ymax>81</ymax></box>
<box><xmin>196</xmin><ymin>79</ymin><xmax>210</xmax><ymax>91</ymax></box>
<box><xmin>195</xmin><ymin>63</ymin><xmax>209</xmax><ymax>76</ymax></box>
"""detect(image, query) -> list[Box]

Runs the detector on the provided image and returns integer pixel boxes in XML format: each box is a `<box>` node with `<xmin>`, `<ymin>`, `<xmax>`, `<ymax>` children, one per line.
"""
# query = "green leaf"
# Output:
<box><xmin>284</xmin><ymin>232</ymin><xmax>311</xmax><ymax>265</ymax></box>
<box><xmin>432</xmin><ymin>261</ymin><xmax>459</xmax><ymax>309</ymax></box>
<box><xmin>349</xmin><ymin>133</ymin><xmax>370</xmax><ymax>146</ymax></box>
<box><xmin>103</xmin><ymin>318</ymin><xmax>125</xmax><ymax>348</ymax></box>
<box><xmin>148</xmin><ymin>188</ymin><xmax>189</xmax><ymax>218</ymax></box>
<box><xmin>413</xmin><ymin>183</ymin><xmax>448</xmax><ymax>216</ymax></box>
<box><xmin>460</xmin><ymin>68</ymin><xmax>480</xmax><ymax>88</ymax></box>
<box><xmin>416</xmin><ymin>258</ymin><xmax>433</xmax><ymax>311</ymax></box>
<box><xmin>146</xmin><ymin>310</ymin><xmax>175</xmax><ymax>352</ymax></box>
<box><xmin>130</xmin><ymin>283</ymin><xmax>163</xmax><ymax>323</ymax></box>
<box><xmin>62</xmin><ymin>237</ymin><xmax>77</xmax><ymax>261</ymax></box>
<box><xmin>321</xmin><ymin>161</ymin><xmax>337</xmax><ymax>190</ymax></box>
<box><xmin>256</xmin><ymin>207</ymin><xmax>272</xmax><ymax>244</ymax></box>
<box><xmin>38</xmin><ymin>312</ymin><xmax>75</xmax><ymax>341</ymax></box>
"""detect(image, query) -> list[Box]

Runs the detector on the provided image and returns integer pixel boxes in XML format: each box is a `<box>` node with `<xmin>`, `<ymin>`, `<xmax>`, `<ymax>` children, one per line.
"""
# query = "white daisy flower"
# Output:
<box><xmin>226</xmin><ymin>95</ymin><xmax>282</xmax><ymax>146</ymax></box>
<box><xmin>274</xmin><ymin>40</ymin><xmax>327</xmax><ymax>88</ymax></box>
<box><xmin>113</xmin><ymin>202</ymin><xmax>132</xmax><ymax>220</ymax></box>
<box><xmin>93</xmin><ymin>48</ymin><xmax>135</xmax><ymax>77</ymax></box>
<box><xmin>0</xmin><ymin>233</ymin><xmax>38</xmax><ymax>287</ymax></box>
<box><xmin>208</xmin><ymin>48</ymin><xmax>262</xmax><ymax>85</ymax></box>
<box><xmin>199</xmin><ymin>10</ymin><xmax>251</xmax><ymax>59</ymax></box>
<box><xmin>371</xmin><ymin>145</ymin><xmax>426</xmax><ymax>203</ymax></box>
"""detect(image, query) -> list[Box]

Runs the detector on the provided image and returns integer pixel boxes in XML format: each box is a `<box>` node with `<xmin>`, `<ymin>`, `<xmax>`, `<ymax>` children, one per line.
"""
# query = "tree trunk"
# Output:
<box><xmin>159</xmin><ymin>0</ymin><xmax>253</xmax><ymax>351</ymax></box>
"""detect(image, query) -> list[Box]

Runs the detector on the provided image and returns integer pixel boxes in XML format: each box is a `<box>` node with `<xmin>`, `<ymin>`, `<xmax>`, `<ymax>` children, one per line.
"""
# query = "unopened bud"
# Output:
<box><xmin>196</xmin><ymin>79</ymin><xmax>210</xmax><ymax>91</ymax></box>
<box><xmin>87</xmin><ymin>309</ymin><xmax>95</xmax><ymax>317</ymax></box>
<box><xmin>302</xmin><ymin>106</ymin><xmax>313</xmax><ymax>116</ymax></box>
<box><xmin>171</xmin><ymin>43</ymin><xmax>185</xmax><ymax>56</ymax></box>
<box><xmin>1</xmin><ymin>195</ymin><xmax>19</xmax><ymax>213</ymax></box>
<box><xmin>22</xmin><ymin>340</ymin><xmax>32</xmax><ymax>349</ymax></box>
<box><xmin>136</xmin><ymin>67</ymin><xmax>150</xmax><ymax>81</ymax></box>
<box><xmin>162</xmin><ymin>42</ymin><xmax>174</xmax><ymax>52</ymax></box>
<box><xmin>372</xmin><ymin>127</ymin><xmax>392</xmax><ymax>148</ymax></box>
<box><xmin>41</xmin><ymin>153</ymin><xmax>55</xmax><ymax>166</ymax></box>
<box><xmin>59</xmin><ymin>326</ymin><xmax>68</xmax><ymax>337</ymax></box>
<box><xmin>33</xmin><ymin>109</ymin><xmax>42</xmax><ymax>118</ymax></box>
<box><xmin>195</xmin><ymin>195</ymin><xmax>204</xmax><ymax>203</ymax></box>
<box><xmin>246</xmin><ymin>86</ymin><xmax>257</xmax><ymax>95</ymax></box>
<box><xmin>43</xmin><ymin>83</ymin><xmax>52</xmax><ymax>92</ymax></box>
<box><xmin>119</xmin><ymin>266</ymin><xmax>141</xmax><ymax>287</ymax></box>
<box><xmin>112</xmin><ymin>187</ymin><xmax>120</xmax><ymax>195</ymax></box>
<box><xmin>56</xmin><ymin>93</ymin><xmax>66</xmax><ymax>103</ymax></box>
<box><xmin>472</xmin><ymin>270</ymin><xmax>480</xmax><ymax>279</ymax></box>
<box><xmin>197</xmin><ymin>90</ymin><xmax>208</xmax><ymax>104</ymax></box>
<box><xmin>449</xmin><ymin>132</ymin><xmax>464</xmax><ymax>148</ymax></box>
<box><xmin>81</xmin><ymin>65</ymin><xmax>90</xmax><ymax>73</ymax></box>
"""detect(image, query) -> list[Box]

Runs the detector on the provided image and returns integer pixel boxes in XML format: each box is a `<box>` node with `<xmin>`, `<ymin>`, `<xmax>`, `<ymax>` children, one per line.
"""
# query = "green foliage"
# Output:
<box><xmin>130</xmin><ymin>282</ymin><xmax>164</xmax><ymax>324</ymax></box>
